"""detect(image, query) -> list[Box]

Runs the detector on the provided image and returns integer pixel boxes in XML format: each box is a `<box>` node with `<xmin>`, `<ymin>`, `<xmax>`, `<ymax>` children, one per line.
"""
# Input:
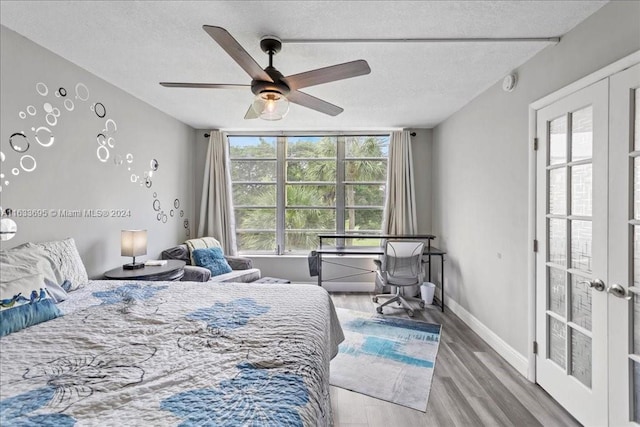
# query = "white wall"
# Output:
<box><xmin>0</xmin><ymin>26</ymin><xmax>197</xmax><ymax>277</ymax></box>
<box><xmin>431</xmin><ymin>1</ymin><xmax>640</xmax><ymax>357</ymax></box>
<box><xmin>193</xmin><ymin>129</ymin><xmax>433</xmax><ymax>286</ymax></box>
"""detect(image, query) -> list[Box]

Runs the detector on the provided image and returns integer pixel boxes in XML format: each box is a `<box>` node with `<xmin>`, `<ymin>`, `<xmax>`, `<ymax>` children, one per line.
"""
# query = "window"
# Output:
<box><xmin>229</xmin><ymin>134</ymin><xmax>389</xmax><ymax>254</ymax></box>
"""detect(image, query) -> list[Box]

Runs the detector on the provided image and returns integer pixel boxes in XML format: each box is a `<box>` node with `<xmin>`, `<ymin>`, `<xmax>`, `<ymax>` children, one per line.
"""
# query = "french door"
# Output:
<box><xmin>536</xmin><ymin>63</ymin><xmax>640</xmax><ymax>426</ymax></box>
<box><xmin>536</xmin><ymin>79</ymin><xmax>609</xmax><ymax>426</ymax></box>
<box><xmin>609</xmin><ymin>63</ymin><xmax>640</xmax><ymax>426</ymax></box>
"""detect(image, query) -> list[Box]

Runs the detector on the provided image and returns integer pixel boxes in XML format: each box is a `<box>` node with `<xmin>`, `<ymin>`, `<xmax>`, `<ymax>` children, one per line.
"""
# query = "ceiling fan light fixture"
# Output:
<box><xmin>162</xmin><ymin>26</ymin><xmax>371</xmax><ymax>119</ymax></box>
<box><xmin>252</xmin><ymin>90</ymin><xmax>289</xmax><ymax>121</ymax></box>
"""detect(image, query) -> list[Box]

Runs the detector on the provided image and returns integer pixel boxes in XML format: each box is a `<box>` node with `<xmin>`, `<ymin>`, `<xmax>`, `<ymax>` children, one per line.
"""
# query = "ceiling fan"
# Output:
<box><xmin>160</xmin><ymin>26</ymin><xmax>371</xmax><ymax>121</ymax></box>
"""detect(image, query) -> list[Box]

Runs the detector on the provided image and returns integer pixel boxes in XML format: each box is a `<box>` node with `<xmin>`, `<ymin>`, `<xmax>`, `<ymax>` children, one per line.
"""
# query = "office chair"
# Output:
<box><xmin>372</xmin><ymin>240</ymin><xmax>425</xmax><ymax>317</ymax></box>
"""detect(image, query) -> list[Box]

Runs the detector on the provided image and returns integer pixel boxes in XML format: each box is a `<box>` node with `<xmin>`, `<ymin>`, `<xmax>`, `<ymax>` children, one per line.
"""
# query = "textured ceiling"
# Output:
<box><xmin>0</xmin><ymin>1</ymin><xmax>607</xmax><ymax>130</ymax></box>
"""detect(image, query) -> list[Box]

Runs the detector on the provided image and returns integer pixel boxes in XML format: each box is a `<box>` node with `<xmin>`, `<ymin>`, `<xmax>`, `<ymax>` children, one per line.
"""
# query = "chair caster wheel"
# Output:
<box><xmin>376</xmin><ymin>306</ymin><xmax>383</xmax><ymax>314</ymax></box>
<box><xmin>372</xmin><ymin>297</ymin><xmax>378</xmax><ymax>303</ymax></box>
<box><xmin>419</xmin><ymin>301</ymin><xmax>425</xmax><ymax>308</ymax></box>
<box><xmin>407</xmin><ymin>309</ymin><xmax>415</xmax><ymax>317</ymax></box>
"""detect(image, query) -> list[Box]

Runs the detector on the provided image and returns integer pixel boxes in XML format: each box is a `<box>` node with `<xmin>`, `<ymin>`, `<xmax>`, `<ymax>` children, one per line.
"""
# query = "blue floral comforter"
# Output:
<box><xmin>0</xmin><ymin>280</ymin><xmax>344</xmax><ymax>426</ymax></box>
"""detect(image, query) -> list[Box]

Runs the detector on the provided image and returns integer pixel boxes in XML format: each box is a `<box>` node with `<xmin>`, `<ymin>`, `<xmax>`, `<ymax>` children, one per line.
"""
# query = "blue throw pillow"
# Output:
<box><xmin>192</xmin><ymin>247</ymin><xmax>232</xmax><ymax>277</ymax></box>
<box><xmin>0</xmin><ymin>274</ymin><xmax>62</xmax><ymax>337</ymax></box>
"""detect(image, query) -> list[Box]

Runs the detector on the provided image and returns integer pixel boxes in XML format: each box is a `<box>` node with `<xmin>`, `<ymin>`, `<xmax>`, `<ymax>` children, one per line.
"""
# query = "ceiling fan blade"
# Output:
<box><xmin>244</xmin><ymin>105</ymin><xmax>259</xmax><ymax>120</ymax></box>
<box><xmin>159</xmin><ymin>82</ymin><xmax>249</xmax><ymax>89</ymax></box>
<box><xmin>202</xmin><ymin>25</ymin><xmax>273</xmax><ymax>83</ymax></box>
<box><xmin>287</xmin><ymin>90</ymin><xmax>343</xmax><ymax>116</ymax></box>
<box><xmin>284</xmin><ymin>60</ymin><xmax>371</xmax><ymax>90</ymax></box>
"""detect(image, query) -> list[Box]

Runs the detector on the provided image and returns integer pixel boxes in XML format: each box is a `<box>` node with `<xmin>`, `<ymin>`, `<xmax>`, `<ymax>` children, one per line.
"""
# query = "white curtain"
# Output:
<box><xmin>382</xmin><ymin>130</ymin><xmax>417</xmax><ymax>235</ymax></box>
<box><xmin>197</xmin><ymin>130</ymin><xmax>237</xmax><ymax>255</ymax></box>
<box><xmin>378</xmin><ymin>130</ymin><xmax>418</xmax><ymax>294</ymax></box>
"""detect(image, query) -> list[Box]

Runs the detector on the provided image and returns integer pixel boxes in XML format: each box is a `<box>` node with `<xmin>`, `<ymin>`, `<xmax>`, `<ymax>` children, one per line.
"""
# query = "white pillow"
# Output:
<box><xmin>28</xmin><ymin>238</ymin><xmax>88</xmax><ymax>291</ymax></box>
<box><xmin>43</xmin><ymin>278</ymin><xmax>69</xmax><ymax>303</ymax></box>
<box><xmin>0</xmin><ymin>246</ymin><xmax>63</xmax><ymax>288</ymax></box>
<box><xmin>0</xmin><ymin>246</ymin><xmax>68</xmax><ymax>302</ymax></box>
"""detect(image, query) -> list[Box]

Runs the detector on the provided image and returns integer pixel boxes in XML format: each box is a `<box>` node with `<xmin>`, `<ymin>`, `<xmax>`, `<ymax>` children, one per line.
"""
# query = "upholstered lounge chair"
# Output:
<box><xmin>161</xmin><ymin>244</ymin><xmax>261</xmax><ymax>283</ymax></box>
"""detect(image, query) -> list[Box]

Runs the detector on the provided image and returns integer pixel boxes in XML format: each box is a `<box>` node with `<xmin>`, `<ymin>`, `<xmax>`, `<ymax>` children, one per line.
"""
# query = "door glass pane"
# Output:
<box><xmin>634</xmin><ymin>294</ymin><xmax>640</xmax><ymax>355</ymax></box>
<box><xmin>634</xmin><ymin>361</ymin><xmax>640</xmax><ymax>422</ymax></box>
<box><xmin>571</xmin><ymin>164</ymin><xmax>592</xmax><ymax>217</ymax></box>
<box><xmin>549</xmin><ymin>168</ymin><xmax>566</xmax><ymax>215</ymax></box>
<box><xmin>634</xmin><ymin>299</ymin><xmax>640</xmax><ymax>425</ymax></box>
<box><xmin>635</xmin><ymin>89</ymin><xmax>640</xmax><ymax>151</ymax></box>
<box><xmin>549</xmin><ymin>116</ymin><xmax>567</xmax><ymax>165</ymax></box>
<box><xmin>571</xmin><ymin>220</ymin><xmax>592</xmax><ymax>272</ymax></box>
<box><xmin>635</xmin><ymin>157</ymin><xmax>640</xmax><ymax>220</ymax></box>
<box><xmin>549</xmin><ymin>267</ymin><xmax>566</xmax><ymax>316</ymax></box>
<box><xmin>571</xmin><ymin>106</ymin><xmax>593</xmax><ymax>161</ymax></box>
<box><xmin>635</xmin><ymin>226</ymin><xmax>640</xmax><ymax>288</ymax></box>
<box><xmin>570</xmin><ymin>328</ymin><xmax>592</xmax><ymax>388</ymax></box>
<box><xmin>570</xmin><ymin>274</ymin><xmax>592</xmax><ymax>331</ymax></box>
<box><xmin>549</xmin><ymin>316</ymin><xmax>566</xmax><ymax>368</ymax></box>
<box><xmin>549</xmin><ymin>219</ymin><xmax>566</xmax><ymax>266</ymax></box>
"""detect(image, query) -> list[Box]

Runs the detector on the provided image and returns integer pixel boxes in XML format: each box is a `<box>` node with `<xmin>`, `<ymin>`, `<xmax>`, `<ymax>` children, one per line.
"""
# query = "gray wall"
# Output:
<box><xmin>0</xmin><ymin>26</ymin><xmax>197</xmax><ymax>278</ymax></box>
<box><xmin>193</xmin><ymin>129</ymin><xmax>433</xmax><ymax>285</ymax></box>
<box><xmin>193</xmin><ymin>130</ymin><xmax>211</xmax><ymax>232</ymax></box>
<box><xmin>431</xmin><ymin>1</ymin><xmax>640</xmax><ymax>356</ymax></box>
<box><xmin>411</xmin><ymin>128</ymin><xmax>433</xmax><ymax>235</ymax></box>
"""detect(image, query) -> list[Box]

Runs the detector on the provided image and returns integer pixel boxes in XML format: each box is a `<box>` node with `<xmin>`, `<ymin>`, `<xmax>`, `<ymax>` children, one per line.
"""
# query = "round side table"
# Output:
<box><xmin>104</xmin><ymin>260</ymin><xmax>186</xmax><ymax>281</ymax></box>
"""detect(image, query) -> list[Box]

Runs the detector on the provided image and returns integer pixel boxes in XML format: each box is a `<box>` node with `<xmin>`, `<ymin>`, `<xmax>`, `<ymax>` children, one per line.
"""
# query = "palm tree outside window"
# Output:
<box><xmin>228</xmin><ymin>134</ymin><xmax>389</xmax><ymax>254</ymax></box>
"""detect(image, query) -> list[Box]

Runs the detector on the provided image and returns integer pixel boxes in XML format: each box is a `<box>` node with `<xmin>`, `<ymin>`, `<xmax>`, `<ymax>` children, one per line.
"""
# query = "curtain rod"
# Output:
<box><xmin>281</xmin><ymin>37</ymin><xmax>561</xmax><ymax>44</ymax></box>
<box><xmin>204</xmin><ymin>132</ymin><xmax>416</xmax><ymax>138</ymax></box>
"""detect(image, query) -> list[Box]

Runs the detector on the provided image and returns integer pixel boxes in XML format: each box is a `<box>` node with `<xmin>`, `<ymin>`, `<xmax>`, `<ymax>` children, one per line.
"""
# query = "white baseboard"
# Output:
<box><xmin>446</xmin><ymin>297</ymin><xmax>529</xmax><ymax>378</ymax></box>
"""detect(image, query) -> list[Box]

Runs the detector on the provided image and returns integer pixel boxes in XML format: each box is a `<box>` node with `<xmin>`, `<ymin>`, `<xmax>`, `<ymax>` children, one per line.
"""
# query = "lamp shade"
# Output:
<box><xmin>121</xmin><ymin>230</ymin><xmax>147</xmax><ymax>257</ymax></box>
<box><xmin>252</xmin><ymin>91</ymin><xmax>289</xmax><ymax>121</ymax></box>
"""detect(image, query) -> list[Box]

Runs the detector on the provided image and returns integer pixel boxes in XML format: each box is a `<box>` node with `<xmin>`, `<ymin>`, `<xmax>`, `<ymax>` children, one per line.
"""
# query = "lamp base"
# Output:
<box><xmin>123</xmin><ymin>262</ymin><xmax>145</xmax><ymax>270</ymax></box>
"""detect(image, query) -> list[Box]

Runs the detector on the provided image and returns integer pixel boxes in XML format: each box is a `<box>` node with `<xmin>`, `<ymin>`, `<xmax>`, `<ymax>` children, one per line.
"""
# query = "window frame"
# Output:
<box><xmin>228</xmin><ymin>132</ymin><xmax>390</xmax><ymax>254</ymax></box>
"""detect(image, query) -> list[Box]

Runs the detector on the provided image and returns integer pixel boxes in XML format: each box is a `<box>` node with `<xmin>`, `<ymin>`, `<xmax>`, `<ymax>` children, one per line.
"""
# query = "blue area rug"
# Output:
<box><xmin>330</xmin><ymin>308</ymin><xmax>441</xmax><ymax>411</ymax></box>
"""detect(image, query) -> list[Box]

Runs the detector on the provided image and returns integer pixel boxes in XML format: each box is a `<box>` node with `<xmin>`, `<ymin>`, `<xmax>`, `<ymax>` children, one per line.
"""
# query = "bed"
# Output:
<box><xmin>0</xmin><ymin>279</ymin><xmax>344</xmax><ymax>426</ymax></box>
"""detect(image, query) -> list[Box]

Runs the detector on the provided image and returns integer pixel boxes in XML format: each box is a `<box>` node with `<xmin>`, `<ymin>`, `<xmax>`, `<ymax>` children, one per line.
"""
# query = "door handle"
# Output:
<box><xmin>607</xmin><ymin>283</ymin><xmax>632</xmax><ymax>300</ymax></box>
<box><xmin>579</xmin><ymin>279</ymin><xmax>605</xmax><ymax>292</ymax></box>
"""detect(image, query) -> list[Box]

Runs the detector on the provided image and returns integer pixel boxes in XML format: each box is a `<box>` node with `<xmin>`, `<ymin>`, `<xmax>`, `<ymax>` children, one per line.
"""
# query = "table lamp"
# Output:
<box><xmin>121</xmin><ymin>229</ymin><xmax>147</xmax><ymax>270</ymax></box>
